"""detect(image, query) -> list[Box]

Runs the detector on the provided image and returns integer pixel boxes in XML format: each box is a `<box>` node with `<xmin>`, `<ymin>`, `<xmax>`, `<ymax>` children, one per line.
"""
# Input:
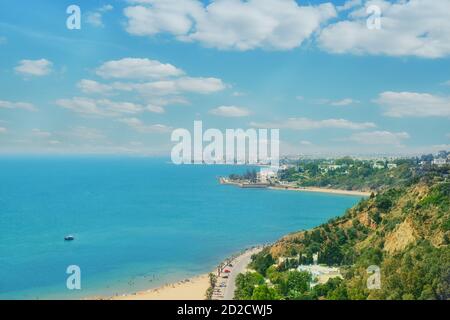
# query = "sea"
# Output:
<box><xmin>0</xmin><ymin>157</ymin><xmax>362</xmax><ymax>299</ymax></box>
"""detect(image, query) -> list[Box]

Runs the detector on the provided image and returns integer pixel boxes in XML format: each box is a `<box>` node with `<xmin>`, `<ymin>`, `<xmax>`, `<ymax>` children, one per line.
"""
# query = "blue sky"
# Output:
<box><xmin>0</xmin><ymin>0</ymin><xmax>449</xmax><ymax>156</ymax></box>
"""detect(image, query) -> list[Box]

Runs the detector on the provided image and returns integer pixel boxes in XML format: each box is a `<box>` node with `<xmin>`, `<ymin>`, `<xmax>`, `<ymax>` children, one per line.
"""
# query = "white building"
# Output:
<box><xmin>387</xmin><ymin>163</ymin><xmax>397</xmax><ymax>170</ymax></box>
<box><xmin>297</xmin><ymin>265</ymin><xmax>342</xmax><ymax>287</ymax></box>
<box><xmin>433</xmin><ymin>158</ymin><xmax>448</xmax><ymax>166</ymax></box>
<box><xmin>258</xmin><ymin>167</ymin><xmax>278</xmax><ymax>183</ymax></box>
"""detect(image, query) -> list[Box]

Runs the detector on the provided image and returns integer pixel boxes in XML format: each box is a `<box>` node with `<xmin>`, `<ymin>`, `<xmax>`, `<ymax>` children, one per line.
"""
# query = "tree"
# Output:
<box><xmin>273</xmin><ymin>271</ymin><xmax>312</xmax><ymax>298</ymax></box>
<box><xmin>234</xmin><ymin>272</ymin><xmax>265</xmax><ymax>300</ymax></box>
<box><xmin>250</xmin><ymin>253</ymin><xmax>275</xmax><ymax>276</ymax></box>
<box><xmin>251</xmin><ymin>285</ymin><xmax>280</xmax><ymax>300</ymax></box>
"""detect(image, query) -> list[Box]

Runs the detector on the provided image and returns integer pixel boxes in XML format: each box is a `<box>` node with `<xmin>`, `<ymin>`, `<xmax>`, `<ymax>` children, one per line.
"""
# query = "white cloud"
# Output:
<box><xmin>96</xmin><ymin>58</ymin><xmax>183</xmax><ymax>79</ymax></box>
<box><xmin>73</xmin><ymin>58</ymin><xmax>225</xmax><ymax>117</ymax></box>
<box><xmin>80</xmin><ymin>77</ymin><xmax>226</xmax><ymax>97</ymax></box>
<box><xmin>79</xmin><ymin>59</ymin><xmax>226</xmax><ymax>113</ymax></box>
<box><xmin>124</xmin><ymin>0</ymin><xmax>336</xmax><ymax>51</ymax></box>
<box><xmin>118</xmin><ymin>117</ymin><xmax>172</xmax><ymax>133</ymax></box>
<box><xmin>330</xmin><ymin>98</ymin><xmax>359</xmax><ymax>106</ymax></box>
<box><xmin>0</xmin><ymin>100</ymin><xmax>37</xmax><ymax>111</ymax></box>
<box><xmin>146</xmin><ymin>104</ymin><xmax>165</xmax><ymax>114</ymax></box>
<box><xmin>78</xmin><ymin>79</ymin><xmax>113</xmax><ymax>94</ymax></box>
<box><xmin>69</xmin><ymin>126</ymin><xmax>106</xmax><ymax>141</ymax></box>
<box><xmin>300</xmin><ymin>140</ymin><xmax>313</xmax><ymax>146</ymax></box>
<box><xmin>375</xmin><ymin>91</ymin><xmax>450</xmax><ymax>117</ymax></box>
<box><xmin>86</xmin><ymin>4</ymin><xmax>114</xmax><ymax>27</ymax></box>
<box><xmin>209</xmin><ymin>106</ymin><xmax>250</xmax><ymax>117</ymax></box>
<box><xmin>125</xmin><ymin>78</ymin><xmax>225</xmax><ymax>95</ymax></box>
<box><xmin>56</xmin><ymin>97</ymin><xmax>105</xmax><ymax>116</ymax></box>
<box><xmin>319</xmin><ymin>0</ymin><xmax>450</xmax><ymax>58</ymax></box>
<box><xmin>337</xmin><ymin>0</ymin><xmax>362</xmax><ymax>12</ymax></box>
<box><xmin>175</xmin><ymin>77</ymin><xmax>226</xmax><ymax>94</ymax></box>
<box><xmin>15</xmin><ymin>59</ymin><xmax>53</xmax><ymax>76</ymax></box>
<box><xmin>32</xmin><ymin>129</ymin><xmax>52</xmax><ymax>138</ymax></box>
<box><xmin>316</xmin><ymin>98</ymin><xmax>360</xmax><ymax>106</ymax></box>
<box><xmin>347</xmin><ymin>131</ymin><xmax>410</xmax><ymax>145</ymax></box>
<box><xmin>251</xmin><ymin>117</ymin><xmax>376</xmax><ymax>130</ymax></box>
<box><xmin>86</xmin><ymin>12</ymin><xmax>104</xmax><ymax>27</ymax></box>
<box><xmin>56</xmin><ymin>97</ymin><xmax>145</xmax><ymax>117</ymax></box>
<box><xmin>0</xmin><ymin>127</ymin><xmax>7</xmax><ymax>133</ymax></box>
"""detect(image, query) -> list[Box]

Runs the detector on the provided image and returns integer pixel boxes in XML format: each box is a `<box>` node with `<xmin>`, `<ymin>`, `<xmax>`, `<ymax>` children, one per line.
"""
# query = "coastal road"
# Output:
<box><xmin>222</xmin><ymin>247</ymin><xmax>263</xmax><ymax>300</ymax></box>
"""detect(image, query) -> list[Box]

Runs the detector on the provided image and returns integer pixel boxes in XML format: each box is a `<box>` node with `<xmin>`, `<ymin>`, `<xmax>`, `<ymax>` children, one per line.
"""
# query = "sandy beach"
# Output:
<box><xmin>108</xmin><ymin>274</ymin><xmax>210</xmax><ymax>300</ymax></box>
<box><xmin>220</xmin><ymin>177</ymin><xmax>372</xmax><ymax>197</ymax></box>
<box><xmin>269</xmin><ymin>186</ymin><xmax>372</xmax><ymax>197</ymax></box>
<box><xmin>101</xmin><ymin>247</ymin><xmax>263</xmax><ymax>301</ymax></box>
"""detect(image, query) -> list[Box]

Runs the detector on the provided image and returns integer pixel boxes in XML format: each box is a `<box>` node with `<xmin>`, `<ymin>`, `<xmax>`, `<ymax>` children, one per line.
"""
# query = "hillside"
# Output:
<box><xmin>235</xmin><ymin>167</ymin><xmax>450</xmax><ymax>300</ymax></box>
<box><xmin>279</xmin><ymin>158</ymin><xmax>416</xmax><ymax>192</ymax></box>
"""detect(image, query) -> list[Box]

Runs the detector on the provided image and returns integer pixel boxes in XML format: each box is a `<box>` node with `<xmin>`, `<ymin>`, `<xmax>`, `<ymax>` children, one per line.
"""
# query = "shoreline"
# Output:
<box><xmin>90</xmin><ymin>182</ymin><xmax>368</xmax><ymax>301</ymax></box>
<box><xmin>268</xmin><ymin>186</ymin><xmax>372</xmax><ymax>197</ymax></box>
<box><xmin>97</xmin><ymin>246</ymin><xmax>264</xmax><ymax>301</ymax></box>
<box><xmin>106</xmin><ymin>274</ymin><xmax>211</xmax><ymax>300</ymax></box>
<box><xmin>220</xmin><ymin>177</ymin><xmax>372</xmax><ymax>197</ymax></box>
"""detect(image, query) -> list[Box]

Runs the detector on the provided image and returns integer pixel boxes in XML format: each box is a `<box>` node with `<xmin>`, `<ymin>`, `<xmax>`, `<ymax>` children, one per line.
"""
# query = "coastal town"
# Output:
<box><xmin>221</xmin><ymin>150</ymin><xmax>450</xmax><ymax>194</ymax></box>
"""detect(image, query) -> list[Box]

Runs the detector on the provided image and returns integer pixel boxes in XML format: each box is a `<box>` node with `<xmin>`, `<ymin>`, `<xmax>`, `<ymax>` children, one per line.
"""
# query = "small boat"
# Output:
<box><xmin>64</xmin><ymin>235</ymin><xmax>75</xmax><ymax>241</ymax></box>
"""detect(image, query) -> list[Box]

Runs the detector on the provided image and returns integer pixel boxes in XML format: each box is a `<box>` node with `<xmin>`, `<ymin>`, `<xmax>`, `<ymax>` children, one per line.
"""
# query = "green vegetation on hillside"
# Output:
<box><xmin>234</xmin><ymin>165</ymin><xmax>450</xmax><ymax>300</ymax></box>
<box><xmin>280</xmin><ymin>158</ymin><xmax>416</xmax><ymax>191</ymax></box>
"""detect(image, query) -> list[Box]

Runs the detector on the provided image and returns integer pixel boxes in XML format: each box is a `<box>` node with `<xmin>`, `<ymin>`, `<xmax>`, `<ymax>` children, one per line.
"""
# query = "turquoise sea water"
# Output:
<box><xmin>0</xmin><ymin>157</ymin><xmax>362</xmax><ymax>299</ymax></box>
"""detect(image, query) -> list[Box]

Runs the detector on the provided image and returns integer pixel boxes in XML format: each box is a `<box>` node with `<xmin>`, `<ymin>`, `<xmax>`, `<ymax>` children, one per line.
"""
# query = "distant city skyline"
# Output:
<box><xmin>0</xmin><ymin>0</ymin><xmax>449</xmax><ymax>157</ymax></box>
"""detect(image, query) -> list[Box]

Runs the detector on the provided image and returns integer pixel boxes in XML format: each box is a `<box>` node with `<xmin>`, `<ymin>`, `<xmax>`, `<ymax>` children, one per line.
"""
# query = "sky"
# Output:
<box><xmin>0</xmin><ymin>0</ymin><xmax>449</xmax><ymax>157</ymax></box>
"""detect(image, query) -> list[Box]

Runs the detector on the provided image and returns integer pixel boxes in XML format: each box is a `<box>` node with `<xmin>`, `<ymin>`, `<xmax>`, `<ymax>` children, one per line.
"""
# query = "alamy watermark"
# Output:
<box><xmin>66</xmin><ymin>5</ymin><xmax>81</xmax><ymax>30</ymax></box>
<box><xmin>171</xmin><ymin>121</ymin><xmax>280</xmax><ymax>169</ymax></box>
<box><xmin>66</xmin><ymin>265</ymin><xmax>81</xmax><ymax>290</ymax></box>
<box><xmin>367</xmin><ymin>5</ymin><xmax>382</xmax><ymax>30</ymax></box>
<box><xmin>367</xmin><ymin>265</ymin><xmax>381</xmax><ymax>290</ymax></box>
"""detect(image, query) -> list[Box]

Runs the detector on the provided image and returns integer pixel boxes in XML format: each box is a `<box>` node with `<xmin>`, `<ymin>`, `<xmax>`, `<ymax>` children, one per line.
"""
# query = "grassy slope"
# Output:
<box><xmin>249</xmin><ymin>172</ymin><xmax>450</xmax><ymax>300</ymax></box>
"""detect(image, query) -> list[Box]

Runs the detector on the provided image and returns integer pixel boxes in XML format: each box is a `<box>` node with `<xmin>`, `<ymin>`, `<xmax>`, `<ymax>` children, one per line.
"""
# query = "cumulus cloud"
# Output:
<box><xmin>251</xmin><ymin>117</ymin><xmax>376</xmax><ymax>130</ymax></box>
<box><xmin>0</xmin><ymin>100</ymin><xmax>37</xmax><ymax>111</ymax></box>
<box><xmin>118</xmin><ymin>117</ymin><xmax>172</xmax><ymax>133</ymax></box>
<box><xmin>78</xmin><ymin>77</ymin><xmax>225</xmax><ymax>96</ymax></box>
<box><xmin>15</xmin><ymin>59</ymin><xmax>53</xmax><ymax>76</ymax></box>
<box><xmin>319</xmin><ymin>0</ymin><xmax>450</xmax><ymax>58</ymax></box>
<box><xmin>209</xmin><ymin>106</ymin><xmax>250</xmax><ymax>117</ymax></box>
<box><xmin>96</xmin><ymin>58</ymin><xmax>184</xmax><ymax>79</ymax></box>
<box><xmin>124</xmin><ymin>0</ymin><xmax>337</xmax><ymax>51</ymax></box>
<box><xmin>73</xmin><ymin>58</ymin><xmax>225</xmax><ymax>116</ymax></box>
<box><xmin>330</xmin><ymin>98</ymin><xmax>359</xmax><ymax>106</ymax></box>
<box><xmin>337</xmin><ymin>0</ymin><xmax>362</xmax><ymax>12</ymax></box>
<box><xmin>127</xmin><ymin>77</ymin><xmax>226</xmax><ymax>95</ymax></box>
<box><xmin>69</xmin><ymin>126</ymin><xmax>106</xmax><ymax>141</ymax></box>
<box><xmin>316</xmin><ymin>98</ymin><xmax>360</xmax><ymax>106</ymax></box>
<box><xmin>78</xmin><ymin>79</ymin><xmax>113</xmax><ymax>94</ymax></box>
<box><xmin>146</xmin><ymin>104</ymin><xmax>165</xmax><ymax>114</ymax></box>
<box><xmin>347</xmin><ymin>131</ymin><xmax>410</xmax><ymax>145</ymax></box>
<box><xmin>375</xmin><ymin>91</ymin><xmax>450</xmax><ymax>117</ymax></box>
<box><xmin>31</xmin><ymin>129</ymin><xmax>52</xmax><ymax>138</ymax></box>
<box><xmin>56</xmin><ymin>97</ymin><xmax>145</xmax><ymax>117</ymax></box>
<box><xmin>122</xmin><ymin>0</ymin><xmax>450</xmax><ymax>58</ymax></box>
<box><xmin>86</xmin><ymin>4</ymin><xmax>114</xmax><ymax>27</ymax></box>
